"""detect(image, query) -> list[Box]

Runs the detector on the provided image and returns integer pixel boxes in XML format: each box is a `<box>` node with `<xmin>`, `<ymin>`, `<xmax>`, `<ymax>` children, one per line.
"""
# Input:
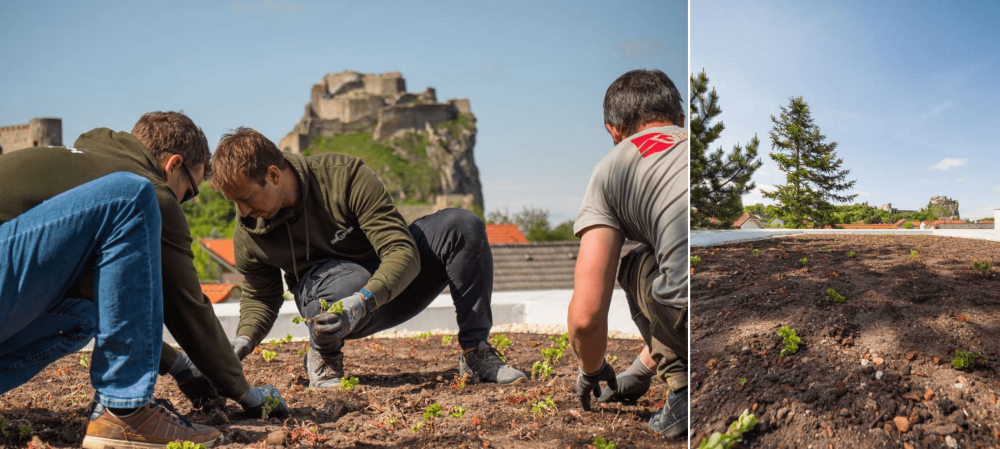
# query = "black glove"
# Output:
<box><xmin>598</xmin><ymin>355</ymin><xmax>654</xmax><ymax>404</ymax></box>
<box><xmin>576</xmin><ymin>361</ymin><xmax>618</xmax><ymax>411</ymax></box>
<box><xmin>237</xmin><ymin>385</ymin><xmax>290</xmax><ymax>419</ymax></box>
<box><xmin>312</xmin><ymin>293</ymin><xmax>368</xmax><ymax>347</ymax></box>
<box><xmin>168</xmin><ymin>352</ymin><xmax>224</xmax><ymax>411</ymax></box>
<box><xmin>231</xmin><ymin>335</ymin><xmax>254</xmax><ymax>361</ymax></box>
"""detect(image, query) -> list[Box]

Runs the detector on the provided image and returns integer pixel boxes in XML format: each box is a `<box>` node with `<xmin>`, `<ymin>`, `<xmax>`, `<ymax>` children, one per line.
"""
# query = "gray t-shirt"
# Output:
<box><xmin>574</xmin><ymin>125</ymin><xmax>689</xmax><ymax>308</ymax></box>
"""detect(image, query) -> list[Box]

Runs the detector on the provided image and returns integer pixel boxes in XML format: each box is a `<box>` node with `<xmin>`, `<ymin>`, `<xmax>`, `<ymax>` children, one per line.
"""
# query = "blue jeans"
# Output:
<box><xmin>0</xmin><ymin>172</ymin><xmax>164</xmax><ymax>408</ymax></box>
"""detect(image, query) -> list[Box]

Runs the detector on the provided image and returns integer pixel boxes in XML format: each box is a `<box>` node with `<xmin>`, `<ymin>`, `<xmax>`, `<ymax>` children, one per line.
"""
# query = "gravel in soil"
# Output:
<box><xmin>0</xmin><ymin>333</ymin><xmax>682</xmax><ymax>448</ymax></box>
<box><xmin>691</xmin><ymin>234</ymin><xmax>1000</xmax><ymax>448</ymax></box>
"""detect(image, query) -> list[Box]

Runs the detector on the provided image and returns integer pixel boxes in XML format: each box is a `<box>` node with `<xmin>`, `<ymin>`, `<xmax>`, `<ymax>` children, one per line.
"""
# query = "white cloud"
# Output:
<box><xmin>993</xmin><ymin>184</ymin><xmax>1000</xmax><ymax>191</ymax></box>
<box><xmin>919</xmin><ymin>100</ymin><xmax>955</xmax><ymax>119</ymax></box>
<box><xmin>853</xmin><ymin>190</ymin><xmax>872</xmax><ymax>197</ymax></box>
<box><xmin>956</xmin><ymin>176</ymin><xmax>968</xmax><ymax>183</ymax></box>
<box><xmin>929</xmin><ymin>158</ymin><xmax>968</xmax><ymax>171</ymax></box>
<box><xmin>742</xmin><ymin>184</ymin><xmax>777</xmax><ymax>205</ymax></box>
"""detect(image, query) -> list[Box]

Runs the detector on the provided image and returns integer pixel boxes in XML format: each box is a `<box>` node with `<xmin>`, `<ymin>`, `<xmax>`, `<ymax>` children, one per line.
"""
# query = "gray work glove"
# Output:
<box><xmin>168</xmin><ymin>352</ymin><xmax>225</xmax><ymax>411</ymax></box>
<box><xmin>576</xmin><ymin>361</ymin><xmax>618</xmax><ymax>412</ymax></box>
<box><xmin>237</xmin><ymin>385</ymin><xmax>290</xmax><ymax>419</ymax></box>
<box><xmin>598</xmin><ymin>355</ymin><xmax>654</xmax><ymax>403</ymax></box>
<box><xmin>231</xmin><ymin>335</ymin><xmax>254</xmax><ymax>361</ymax></box>
<box><xmin>312</xmin><ymin>292</ymin><xmax>370</xmax><ymax>347</ymax></box>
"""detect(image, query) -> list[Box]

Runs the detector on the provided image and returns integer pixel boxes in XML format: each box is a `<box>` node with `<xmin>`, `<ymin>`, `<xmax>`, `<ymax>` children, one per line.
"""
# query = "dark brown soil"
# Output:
<box><xmin>0</xmin><ymin>333</ymin><xmax>683</xmax><ymax>448</ymax></box>
<box><xmin>691</xmin><ymin>234</ymin><xmax>1000</xmax><ymax>448</ymax></box>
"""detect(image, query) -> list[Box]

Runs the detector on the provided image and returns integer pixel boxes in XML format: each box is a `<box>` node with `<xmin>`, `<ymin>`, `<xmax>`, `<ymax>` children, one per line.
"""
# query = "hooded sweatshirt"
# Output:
<box><xmin>0</xmin><ymin>129</ymin><xmax>250</xmax><ymax>399</ymax></box>
<box><xmin>233</xmin><ymin>152</ymin><xmax>419</xmax><ymax>347</ymax></box>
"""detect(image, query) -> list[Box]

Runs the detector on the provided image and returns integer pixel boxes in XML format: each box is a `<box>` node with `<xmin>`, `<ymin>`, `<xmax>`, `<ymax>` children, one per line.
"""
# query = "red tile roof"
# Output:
<box><xmin>200</xmin><ymin>238</ymin><xmax>236</xmax><ymax>266</ymax></box>
<box><xmin>838</xmin><ymin>223</ymin><xmax>898</xmax><ymax>229</ymax></box>
<box><xmin>486</xmin><ymin>224</ymin><xmax>529</xmax><ymax>245</ymax></box>
<box><xmin>201</xmin><ymin>283</ymin><xmax>240</xmax><ymax>304</ymax></box>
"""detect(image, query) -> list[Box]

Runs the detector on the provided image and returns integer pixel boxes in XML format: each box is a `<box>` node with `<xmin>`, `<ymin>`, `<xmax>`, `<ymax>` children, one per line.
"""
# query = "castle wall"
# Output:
<box><xmin>313</xmin><ymin>96</ymin><xmax>385</xmax><ymax>123</ymax></box>
<box><xmin>0</xmin><ymin>118</ymin><xmax>61</xmax><ymax>155</ymax></box>
<box><xmin>448</xmin><ymin>99</ymin><xmax>471</xmax><ymax>115</ymax></box>
<box><xmin>373</xmin><ymin>104</ymin><xmax>457</xmax><ymax>141</ymax></box>
<box><xmin>362</xmin><ymin>72</ymin><xmax>405</xmax><ymax>96</ymax></box>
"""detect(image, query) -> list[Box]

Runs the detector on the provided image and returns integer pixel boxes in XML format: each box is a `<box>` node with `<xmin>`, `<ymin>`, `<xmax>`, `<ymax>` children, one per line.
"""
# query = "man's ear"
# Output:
<box><xmin>161</xmin><ymin>154</ymin><xmax>183</xmax><ymax>174</ymax></box>
<box><xmin>266</xmin><ymin>165</ymin><xmax>282</xmax><ymax>185</ymax></box>
<box><xmin>605</xmin><ymin>124</ymin><xmax>624</xmax><ymax>145</ymax></box>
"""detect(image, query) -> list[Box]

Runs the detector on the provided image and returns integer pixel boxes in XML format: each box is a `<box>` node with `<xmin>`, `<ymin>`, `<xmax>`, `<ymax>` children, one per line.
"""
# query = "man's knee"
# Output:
<box><xmin>431</xmin><ymin>208</ymin><xmax>487</xmax><ymax>242</ymax></box>
<box><xmin>296</xmin><ymin>259</ymin><xmax>371</xmax><ymax>318</ymax></box>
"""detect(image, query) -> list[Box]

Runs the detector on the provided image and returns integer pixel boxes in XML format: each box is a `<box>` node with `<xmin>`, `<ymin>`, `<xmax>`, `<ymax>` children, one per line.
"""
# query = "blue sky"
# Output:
<box><xmin>693</xmin><ymin>1</ymin><xmax>1000</xmax><ymax>221</ymax></box>
<box><xmin>0</xmin><ymin>0</ymin><xmax>687</xmax><ymax>223</ymax></box>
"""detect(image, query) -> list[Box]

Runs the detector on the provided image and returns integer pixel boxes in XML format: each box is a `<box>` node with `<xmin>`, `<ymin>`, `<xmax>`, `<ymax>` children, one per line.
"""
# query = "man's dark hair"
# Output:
<box><xmin>132</xmin><ymin>111</ymin><xmax>212</xmax><ymax>177</ymax></box>
<box><xmin>603</xmin><ymin>69</ymin><xmax>685</xmax><ymax>138</ymax></box>
<box><xmin>211</xmin><ymin>127</ymin><xmax>288</xmax><ymax>191</ymax></box>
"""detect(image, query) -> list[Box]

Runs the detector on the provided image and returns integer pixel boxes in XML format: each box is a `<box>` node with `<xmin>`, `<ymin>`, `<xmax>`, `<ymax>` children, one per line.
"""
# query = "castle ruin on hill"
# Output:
<box><xmin>280</xmin><ymin>71</ymin><xmax>483</xmax><ymax>221</ymax></box>
<box><xmin>0</xmin><ymin>118</ymin><xmax>62</xmax><ymax>155</ymax></box>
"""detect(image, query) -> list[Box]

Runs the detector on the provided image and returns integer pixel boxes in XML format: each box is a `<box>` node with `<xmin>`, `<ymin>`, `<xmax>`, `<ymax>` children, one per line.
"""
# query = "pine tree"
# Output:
<box><xmin>764</xmin><ymin>96</ymin><xmax>856</xmax><ymax>228</ymax></box>
<box><xmin>690</xmin><ymin>70</ymin><xmax>762</xmax><ymax>229</ymax></box>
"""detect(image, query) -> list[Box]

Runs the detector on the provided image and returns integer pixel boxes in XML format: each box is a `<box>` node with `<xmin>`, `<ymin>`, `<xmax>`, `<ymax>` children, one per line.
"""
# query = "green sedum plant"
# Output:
<box><xmin>531</xmin><ymin>360</ymin><xmax>554</xmax><ymax>380</ymax></box>
<box><xmin>592</xmin><ymin>437</ymin><xmax>617</xmax><ymax>449</ymax></box>
<box><xmin>951</xmin><ymin>350</ymin><xmax>989</xmax><ymax>370</ymax></box>
<box><xmin>798</xmin><ymin>257</ymin><xmax>808</xmax><ymax>266</ymax></box>
<box><xmin>490</xmin><ymin>334</ymin><xmax>512</xmax><ymax>356</ymax></box>
<box><xmin>341</xmin><ymin>375</ymin><xmax>359</xmax><ymax>391</ymax></box>
<box><xmin>846</xmin><ymin>251</ymin><xmax>856</xmax><ymax>258</ymax></box>
<box><xmin>825</xmin><ymin>288</ymin><xmax>845</xmax><ymax>303</ymax></box>
<box><xmin>260</xmin><ymin>349</ymin><xmax>277</xmax><ymax>363</ymax></box>
<box><xmin>698</xmin><ymin>409</ymin><xmax>758</xmax><ymax>449</ymax></box>
<box><xmin>691</xmin><ymin>256</ymin><xmax>702</xmax><ymax>265</ymax></box>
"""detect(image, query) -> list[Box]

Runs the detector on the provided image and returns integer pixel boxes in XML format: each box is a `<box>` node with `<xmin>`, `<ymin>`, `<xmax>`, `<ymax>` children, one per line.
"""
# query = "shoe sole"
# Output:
<box><xmin>82</xmin><ymin>435</ymin><xmax>221</xmax><ymax>449</ymax></box>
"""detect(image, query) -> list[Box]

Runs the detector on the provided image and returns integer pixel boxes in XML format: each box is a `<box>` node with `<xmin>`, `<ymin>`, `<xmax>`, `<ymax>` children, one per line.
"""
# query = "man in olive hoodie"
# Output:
<box><xmin>211</xmin><ymin>127</ymin><xmax>526</xmax><ymax>388</ymax></box>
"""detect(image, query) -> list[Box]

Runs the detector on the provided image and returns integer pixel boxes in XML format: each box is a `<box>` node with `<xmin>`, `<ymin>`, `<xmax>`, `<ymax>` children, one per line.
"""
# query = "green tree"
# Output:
<box><xmin>690</xmin><ymin>70</ymin><xmax>762</xmax><ymax>229</ymax></box>
<box><xmin>486</xmin><ymin>206</ymin><xmax>577</xmax><ymax>242</ymax></box>
<box><xmin>764</xmin><ymin>96</ymin><xmax>856</xmax><ymax>228</ymax></box>
<box><xmin>182</xmin><ymin>182</ymin><xmax>238</xmax><ymax>280</ymax></box>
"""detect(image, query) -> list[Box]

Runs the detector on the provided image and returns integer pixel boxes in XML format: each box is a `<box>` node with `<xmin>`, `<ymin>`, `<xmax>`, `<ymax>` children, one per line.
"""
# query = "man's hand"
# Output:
<box><xmin>576</xmin><ymin>361</ymin><xmax>618</xmax><ymax>411</ymax></box>
<box><xmin>231</xmin><ymin>335</ymin><xmax>254</xmax><ymax>361</ymax></box>
<box><xmin>169</xmin><ymin>352</ymin><xmax>225</xmax><ymax>411</ymax></box>
<box><xmin>237</xmin><ymin>385</ymin><xmax>290</xmax><ymax>419</ymax></box>
<box><xmin>598</xmin><ymin>355</ymin><xmax>654</xmax><ymax>403</ymax></box>
<box><xmin>312</xmin><ymin>293</ymin><xmax>369</xmax><ymax>347</ymax></box>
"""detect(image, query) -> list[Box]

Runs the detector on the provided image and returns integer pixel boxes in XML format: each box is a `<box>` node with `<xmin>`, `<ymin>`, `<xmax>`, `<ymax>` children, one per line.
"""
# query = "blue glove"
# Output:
<box><xmin>237</xmin><ymin>385</ymin><xmax>290</xmax><ymax>419</ymax></box>
<box><xmin>312</xmin><ymin>290</ymin><xmax>373</xmax><ymax>346</ymax></box>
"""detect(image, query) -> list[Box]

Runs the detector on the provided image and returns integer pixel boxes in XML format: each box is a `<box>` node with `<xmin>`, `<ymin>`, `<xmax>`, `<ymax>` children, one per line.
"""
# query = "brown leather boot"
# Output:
<box><xmin>81</xmin><ymin>399</ymin><xmax>222</xmax><ymax>449</ymax></box>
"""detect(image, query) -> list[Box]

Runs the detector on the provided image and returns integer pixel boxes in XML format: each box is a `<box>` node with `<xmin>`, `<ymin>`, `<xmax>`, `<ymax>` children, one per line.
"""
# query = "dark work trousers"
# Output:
<box><xmin>617</xmin><ymin>244</ymin><xmax>688</xmax><ymax>391</ymax></box>
<box><xmin>295</xmin><ymin>208</ymin><xmax>493</xmax><ymax>359</ymax></box>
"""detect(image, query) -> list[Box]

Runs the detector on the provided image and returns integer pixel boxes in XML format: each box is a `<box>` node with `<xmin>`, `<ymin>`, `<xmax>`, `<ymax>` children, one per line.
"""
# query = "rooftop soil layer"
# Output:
<box><xmin>691</xmin><ymin>234</ymin><xmax>1000</xmax><ymax>448</ymax></box>
<box><xmin>0</xmin><ymin>333</ymin><xmax>683</xmax><ymax>448</ymax></box>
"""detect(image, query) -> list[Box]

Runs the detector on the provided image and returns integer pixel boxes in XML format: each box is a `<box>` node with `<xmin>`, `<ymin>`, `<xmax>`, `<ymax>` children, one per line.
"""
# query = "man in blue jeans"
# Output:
<box><xmin>0</xmin><ymin>171</ymin><xmax>222</xmax><ymax>447</ymax></box>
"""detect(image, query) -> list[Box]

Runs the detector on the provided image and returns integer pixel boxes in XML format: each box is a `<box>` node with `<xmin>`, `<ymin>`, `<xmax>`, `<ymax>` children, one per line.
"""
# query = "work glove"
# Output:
<box><xmin>231</xmin><ymin>335</ymin><xmax>254</xmax><ymax>361</ymax></box>
<box><xmin>168</xmin><ymin>352</ymin><xmax>225</xmax><ymax>411</ymax></box>
<box><xmin>237</xmin><ymin>385</ymin><xmax>290</xmax><ymax>419</ymax></box>
<box><xmin>598</xmin><ymin>355</ymin><xmax>654</xmax><ymax>403</ymax></box>
<box><xmin>576</xmin><ymin>361</ymin><xmax>618</xmax><ymax>411</ymax></box>
<box><xmin>312</xmin><ymin>291</ymin><xmax>372</xmax><ymax>347</ymax></box>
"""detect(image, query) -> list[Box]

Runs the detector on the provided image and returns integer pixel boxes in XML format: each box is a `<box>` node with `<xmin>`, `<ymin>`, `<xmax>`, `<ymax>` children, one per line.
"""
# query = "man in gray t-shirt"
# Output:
<box><xmin>568</xmin><ymin>69</ymin><xmax>689</xmax><ymax>438</ymax></box>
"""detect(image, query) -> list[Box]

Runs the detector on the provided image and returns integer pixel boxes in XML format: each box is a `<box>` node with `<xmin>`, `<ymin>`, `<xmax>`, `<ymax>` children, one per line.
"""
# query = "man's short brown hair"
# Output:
<box><xmin>211</xmin><ymin>127</ymin><xmax>288</xmax><ymax>192</ymax></box>
<box><xmin>132</xmin><ymin>111</ymin><xmax>212</xmax><ymax>177</ymax></box>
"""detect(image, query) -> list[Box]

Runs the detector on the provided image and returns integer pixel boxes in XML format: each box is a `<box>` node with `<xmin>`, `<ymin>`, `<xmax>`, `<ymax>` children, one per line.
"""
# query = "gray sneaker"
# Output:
<box><xmin>649</xmin><ymin>386</ymin><xmax>687</xmax><ymax>438</ymax></box>
<box><xmin>305</xmin><ymin>349</ymin><xmax>344</xmax><ymax>389</ymax></box>
<box><xmin>459</xmin><ymin>341</ymin><xmax>527</xmax><ymax>384</ymax></box>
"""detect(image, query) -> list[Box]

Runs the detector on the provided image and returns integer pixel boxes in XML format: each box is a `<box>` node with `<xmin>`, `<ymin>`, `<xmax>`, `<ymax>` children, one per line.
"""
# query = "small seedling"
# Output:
<box><xmin>951</xmin><ymin>350</ymin><xmax>989</xmax><ymax>370</ymax></box>
<box><xmin>798</xmin><ymin>257</ymin><xmax>808</xmax><ymax>266</ymax></box>
<box><xmin>328</xmin><ymin>301</ymin><xmax>345</xmax><ymax>315</ymax></box>
<box><xmin>18</xmin><ymin>425</ymin><xmax>30</xmax><ymax>439</ymax></box>
<box><xmin>973</xmin><ymin>261</ymin><xmax>991</xmax><ymax>278</ymax></box>
<box><xmin>441</xmin><ymin>335</ymin><xmax>454</xmax><ymax>346</ymax></box>
<box><xmin>825</xmin><ymin>288</ymin><xmax>845</xmax><ymax>303</ymax></box>
<box><xmin>450</xmin><ymin>373</ymin><xmax>469</xmax><ymax>390</ymax></box>
<box><xmin>606</xmin><ymin>355</ymin><xmax>618</xmax><ymax>364</ymax></box>
<box><xmin>549</xmin><ymin>333</ymin><xmax>569</xmax><ymax>349</ymax></box>
<box><xmin>593</xmin><ymin>436</ymin><xmax>617</xmax><ymax>449</ymax></box>
<box><xmin>691</xmin><ymin>256</ymin><xmax>702</xmax><ymax>265</ymax></box>
<box><xmin>846</xmin><ymin>251</ymin><xmax>856</xmax><ymax>258</ymax></box>
<box><xmin>79</xmin><ymin>354</ymin><xmax>89</xmax><ymax>368</ymax></box>
<box><xmin>411</xmin><ymin>423</ymin><xmax>422</xmax><ymax>432</ymax></box>
<box><xmin>698</xmin><ymin>409</ymin><xmax>758</xmax><ymax>449</ymax></box>
<box><xmin>449</xmin><ymin>406</ymin><xmax>467</xmax><ymax>418</ymax></box>
<box><xmin>540</xmin><ymin>347</ymin><xmax>565</xmax><ymax>365</ymax></box>
<box><xmin>747</xmin><ymin>243</ymin><xmax>753</xmax><ymax>249</ymax></box>
<box><xmin>531</xmin><ymin>360</ymin><xmax>554</xmax><ymax>380</ymax></box>
<box><xmin>166</xmin><ymin>442</ymin><xmax>207</xmax><ymax>449</ymax></box>
<box><xmin>261</xmin><ymin>395</ymin><xmax>281</xmax><ymax>419</ymax></box>
<box><xmin>261</xmin><ymin>349</ymin><xmax>277</xmax><ymax>363</ymax></box>
<box><xmin>531</xmin><ymin>397</ymin><xmax>556</xmax><ymax>417</ymax></box>
<box><xmin>491</xmin><ymin>334</ymin><xmax>512</xmax><ymax>355</ymax></box>
<box><xmin>423</xmin><ymin>403</ymin><xmax>442</xmax><ymax>432</ymax></box>
<box><xmin>751</xmin><ymin>249</ymin><xmax>760</xmax><ymax>256</ymax></box>
<box><xmin>910</xmin><ymin>249</ymin><xmax>918</xmax><ymax>257</ymax></box>
<box><xmin>820</xmin><ymin>247</ymin><xmax>829</xmax><ymax>252</ymax></box>
<box><xmin>777</xmin><ymin>325</ymin><xmax>800</xmax><ymax>357</ymax></box>
<box><xmin>340</xmin><ymin>375</ymin><xmax>359</xmax><ymax>391</ymax></box>
<box><xmin>292</xmin><ymin>316</ymin><xmax>303</xmax><ymax>324</ymax></box>
<box><xmin>738</xmin><ymin>377</ymin><xmax>747</xmax><ymax>386</ymax></box>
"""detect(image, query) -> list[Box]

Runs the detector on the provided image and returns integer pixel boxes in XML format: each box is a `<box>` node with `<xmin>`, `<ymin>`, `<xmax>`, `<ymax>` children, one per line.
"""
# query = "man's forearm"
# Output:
<box><xmin>570</xmin><ymin>320</ymin><xmax>609</xmax><ymax>374</ymax></box>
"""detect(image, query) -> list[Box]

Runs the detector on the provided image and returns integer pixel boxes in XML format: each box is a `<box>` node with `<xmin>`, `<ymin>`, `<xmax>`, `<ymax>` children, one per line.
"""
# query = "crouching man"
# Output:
<box><xmin>210</xmin><ymin>128</ymin><xmax>526</xmax><ymax>388</ymax></box>
<box><xmin>568</xmin><ymin>69</ymin><xmax>689</xmax><ymax>438</ymax></box>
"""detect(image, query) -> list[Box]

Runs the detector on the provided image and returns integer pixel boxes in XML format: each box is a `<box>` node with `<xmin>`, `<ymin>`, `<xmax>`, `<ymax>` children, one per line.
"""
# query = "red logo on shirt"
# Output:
<box><xmin>631</xmin><ymin>133</ymin><xmax>677</xmax><ymax>158</ymax></box>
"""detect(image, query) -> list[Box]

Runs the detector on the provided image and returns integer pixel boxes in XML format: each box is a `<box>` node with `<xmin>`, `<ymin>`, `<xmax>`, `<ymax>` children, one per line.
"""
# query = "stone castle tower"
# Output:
<box><xmin>0</xmin><ymin>118</ymin><xmax>62</xmax><ymax>155</ymax></box>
